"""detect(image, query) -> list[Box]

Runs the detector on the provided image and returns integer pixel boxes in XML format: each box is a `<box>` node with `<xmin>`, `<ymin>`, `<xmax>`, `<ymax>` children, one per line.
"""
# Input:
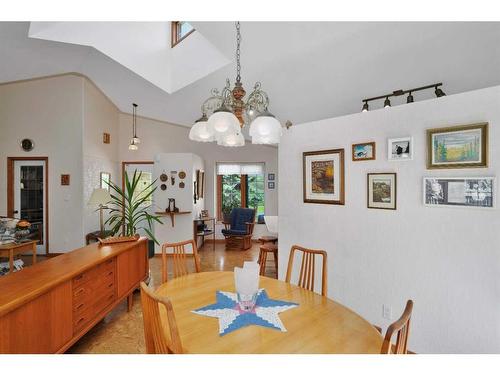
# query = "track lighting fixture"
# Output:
<box><xmin>361</xmin><ymin>82</ymin><xmax>445</xmax><ymax>112</ymax></box>
<box><xmin>434</xmin><ymin>86</ymin><xmax>446</xmax><ymax>97</ymax></box>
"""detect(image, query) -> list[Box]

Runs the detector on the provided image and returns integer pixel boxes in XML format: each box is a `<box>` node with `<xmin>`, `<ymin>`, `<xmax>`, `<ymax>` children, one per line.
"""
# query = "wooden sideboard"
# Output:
<box><xmin>0</xmin><ymin>237</ymin><xmax>148</xmax><ymax>353</ymax></box>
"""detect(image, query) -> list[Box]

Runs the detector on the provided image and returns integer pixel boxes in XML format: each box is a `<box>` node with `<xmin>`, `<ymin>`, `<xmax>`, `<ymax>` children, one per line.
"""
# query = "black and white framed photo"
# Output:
<box><xmin>367</xmin><ymin>173</ymin><xmax>397</xmax><ymax>210</ymax></box>
<box><xmin>388</xmin><ymin>136</ymin><xmax>413</xmax><ymax>161</ymax></box>
<box><xmin>423</xmin><ymin>177</ymin><xmax>495</xmax><ymax>208</ymax></box>
<box><xmin>268</xmin><ymin>173</ymin><xmax>275</xmax><ymax>181</ymax></box>
<box><xmin>268</xmin><ymin>181</ymin><xmax>275</xmax><ymax>189</ymax></box>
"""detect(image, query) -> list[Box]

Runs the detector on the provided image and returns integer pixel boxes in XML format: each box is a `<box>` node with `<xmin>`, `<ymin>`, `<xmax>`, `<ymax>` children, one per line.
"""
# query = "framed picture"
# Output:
<box><xmin>100</xmin><ymin>172</ymin><xmax>111</xmax><ymax>190</ymax></box>
<box><xmin>268</xmin><ymin>181</ymin><xmax>275</xmax><ymax>189</ymax></box>
<box><xmin>303</xmin><ymin>148</ymin><xmax>345</xmax><ymax>205</ymax></box>
<box><xmin>367</xmin><ymin>173</ymin><xmax>397</xmax><ymax>210</ymax></box>
<box><xmin>268</xmin><ymin>173</ymin><xmax>275</xmax><ymax>181</ymax></box>
<box><xmin>200</xmin><ymin>171</ymin><xmax>205</xmax><ymax>198</ymax></box>
<box><xmin>352</xmin><ymin>142</ymin><xmax>376</xmax><ymax>161</ymax></box>
<box><xmin>426</xmin><ymin>122</ymin><xmax>488</xmax><ymax>169</ymax></box>
<box><xmin>423</xmin><ymin>177</ymin><xmax>495</xmax><ymax>208</ymax></box>
<box><xmin>388</xmin><ymin>137</ymin><xmax>413</xmax><ymax>161</ymax></box>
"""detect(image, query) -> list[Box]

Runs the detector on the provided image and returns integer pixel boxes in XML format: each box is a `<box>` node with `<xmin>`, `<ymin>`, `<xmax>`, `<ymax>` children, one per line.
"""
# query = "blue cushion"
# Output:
<box><xmin>230</xmin><ymin>208</ymin><xmax>255</xmax><ymax>231</ymax></box>
<box><xmin>222</xmin><ymin>229</ymin><xmax>249</xmax><ymax>236</ymax></box>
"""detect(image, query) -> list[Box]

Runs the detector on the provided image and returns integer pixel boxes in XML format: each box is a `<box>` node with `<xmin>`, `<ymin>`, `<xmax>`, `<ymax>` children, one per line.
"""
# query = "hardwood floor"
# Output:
<box><xmin>66</xmin><ymin>242</ymin><xmax>275</xmax><ymax>354</ymax></box>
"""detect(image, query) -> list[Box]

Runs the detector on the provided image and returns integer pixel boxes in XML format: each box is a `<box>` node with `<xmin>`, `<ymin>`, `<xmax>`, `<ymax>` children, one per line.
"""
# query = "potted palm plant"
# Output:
<box><xmin>104</xmin><ymin>170</ymin><xmax>162</xmax><ymax>256</ymax></box>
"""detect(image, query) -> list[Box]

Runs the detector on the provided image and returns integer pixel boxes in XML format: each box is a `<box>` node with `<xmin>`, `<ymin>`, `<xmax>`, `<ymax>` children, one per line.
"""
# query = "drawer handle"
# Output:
<box><xmin>77</xmin><ymin>317</ymin><xmax>85</xmax><ymax>325</ymax></box>
<box><xmin>105</xmin><ymin>259</ymin><xmax>113</xmax><ymax>265</ymax></box>
<box><xmin>76</xmin><ymin>303</ymin><xmax>85</xmax><ymax>310</ymax></box>
<box><xmin>107</xmin><ymin>271</ymin><xmax>113</xmax><ymax>276</ymax></box>
<box><xmin>75</xmin><ymin>275</ymin><xmax>84</xmax><ymax>281</ymax></box>
<box><xmin>108</xmin><ymin>283</ymin><xmax>113</xmax><ymax>288</ymax></box>
<box><xmin>75</xmin><ymin>288</ymin><xmax>85</xmax><ymax>296</ymax></box>
<box><xmin>108</xmin><ymin>294</ymin><xmax>114</xmax><ymax>300</ymax></box>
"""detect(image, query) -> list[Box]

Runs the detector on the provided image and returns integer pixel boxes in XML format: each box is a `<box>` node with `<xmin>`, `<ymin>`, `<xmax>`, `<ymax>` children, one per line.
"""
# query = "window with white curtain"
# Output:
<box><xmin>216</xmin><ymin>162</ymin><xmax>265</xmax><ymax>221</ymax></box>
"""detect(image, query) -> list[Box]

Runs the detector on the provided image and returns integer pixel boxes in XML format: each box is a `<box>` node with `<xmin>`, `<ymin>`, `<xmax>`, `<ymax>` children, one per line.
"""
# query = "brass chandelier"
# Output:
<box><xmin>189</xmin><ymin>22</ymin><xmax>282</xmax><ymax>146</ymax></box>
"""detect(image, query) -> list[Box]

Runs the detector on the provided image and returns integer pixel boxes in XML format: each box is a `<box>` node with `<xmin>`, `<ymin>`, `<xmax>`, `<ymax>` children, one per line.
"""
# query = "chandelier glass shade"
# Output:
<box><xmin>190</xmin><ymin>22</ymin><xmax>282</xmax><ymax>147</ymax></box>
<box><xmin>216</xmin><ymin>128</ymin><xmax>245</xmax><ymax>147</ymax></box>
<box><xmin>188</xmin><ymin>115</ymin><xmax>215</xmax><ymax>142</ymax></box>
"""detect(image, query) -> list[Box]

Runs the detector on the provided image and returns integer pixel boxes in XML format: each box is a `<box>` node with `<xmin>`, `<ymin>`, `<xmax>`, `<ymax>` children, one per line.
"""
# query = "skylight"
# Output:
<box><xmin>171</xmin><ymin>21</ymin><xmax>195</xmax><ymax>47</ymax></box>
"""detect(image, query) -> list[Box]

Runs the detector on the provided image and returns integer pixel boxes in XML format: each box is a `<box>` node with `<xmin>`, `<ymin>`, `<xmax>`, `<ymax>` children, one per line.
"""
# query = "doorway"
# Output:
<box><xmin>7</xmin><ymin>157</ymin><xmax>49</xmax><ymax>254</ymax></box>
<box><xmin>122</xmin><ymin>161</ymin><xmax>154</xmax><ymax>237</ymax></box>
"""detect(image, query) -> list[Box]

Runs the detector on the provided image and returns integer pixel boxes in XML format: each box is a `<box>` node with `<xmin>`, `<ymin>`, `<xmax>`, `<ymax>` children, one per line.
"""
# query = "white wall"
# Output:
<box><xmin>0</xmin><ymin>75</ymin><xmax>85</xmax><ymax>252</ymax></box>
<box><xmin>279</xmin><ymin>85</ymin><xmax>500</xmax><ymax>354</ymax></box>
<box><xmin>153</xmin><ymin>153</ymin><xmax>204</xmax><ymax>250</ymax></box>
<box><xmin>82</xmin><ymin>79</ymin><xmax>120</xmax><ymax>235</ymax></box>
<box><xmin>118</xmin><ymin>113</ymin><xmax>278</xmax><ymax>239</ymax></box>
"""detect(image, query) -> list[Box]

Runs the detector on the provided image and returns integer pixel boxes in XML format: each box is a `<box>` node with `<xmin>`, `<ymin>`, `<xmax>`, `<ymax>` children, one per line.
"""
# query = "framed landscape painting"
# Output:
<box><xmin>303</xmin><ymin>148</ymin><xmax>345</xmax><ymax>205</ymax></box>
<box><xmin>423</xmin><ymin>177</ymin><xmax>495</xmax><ymax>208</ymax></box>
<box><xmin>352</xmin><ymin>142</ymin><xmax>376</xmax><ymax>161</ymax></box>
<box><xmin>427</xmin><ymin>122</ymin><xmax>488</xmax><ymax>169</ymax></box>
<box><xmin>367</xmin><ymin>173</ymin><xmax>397</xmax><ymax>210</ymax></box>
<box><xmin>388</xmin><ymin>137</ymin><xmax>413</xmax><ymax>161</ymax></box>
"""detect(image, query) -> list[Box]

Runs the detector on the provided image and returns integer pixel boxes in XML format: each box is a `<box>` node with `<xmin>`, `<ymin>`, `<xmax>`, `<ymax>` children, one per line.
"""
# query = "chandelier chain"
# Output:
<box><xmin>235</xmin><ymin>21</ymin><xmax>241</xmax><ymax>83</ymax></box>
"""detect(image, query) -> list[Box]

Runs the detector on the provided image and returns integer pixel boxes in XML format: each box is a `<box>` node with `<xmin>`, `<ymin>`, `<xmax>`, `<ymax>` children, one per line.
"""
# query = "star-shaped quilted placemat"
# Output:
<box><xmin>192</xmin><ymin>289</ymin><xmax>298</xmax><ymax>336</ymax></box>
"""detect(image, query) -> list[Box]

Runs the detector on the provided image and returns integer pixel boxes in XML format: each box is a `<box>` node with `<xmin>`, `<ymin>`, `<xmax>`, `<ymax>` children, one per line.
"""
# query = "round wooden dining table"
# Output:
<box><xmin>155</xmin><ymin>271</ymin><xmax>383</xmax><ymax>354</ymax></box>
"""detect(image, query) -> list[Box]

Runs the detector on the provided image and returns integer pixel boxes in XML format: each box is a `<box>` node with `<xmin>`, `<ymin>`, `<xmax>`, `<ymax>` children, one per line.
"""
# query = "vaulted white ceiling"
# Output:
<box><xmin>1</xmin><ymin>21</ymin><xmax>500</xmax><ymax>127</ymax></box>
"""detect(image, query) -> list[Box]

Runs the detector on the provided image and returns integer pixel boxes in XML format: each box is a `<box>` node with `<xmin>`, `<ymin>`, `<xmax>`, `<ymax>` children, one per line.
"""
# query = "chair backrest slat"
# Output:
<box><xmin>285</xmin><ymin>245</ymin><xmax>327</xmax><ymax>296</ymax></box>
<box><xmin>140</xmin><ymin>282</ymin><xmax>183</xmax><ymax>354</ymax></box>
<box><xmin>161</xmin><ymin>239</ymin><xmax>201</xmax><ymax>283</ymax></box>
<box><xmin>381</xmin><ymin>300</ymin><xmax>414</xmax><ymax>354</ymax></box>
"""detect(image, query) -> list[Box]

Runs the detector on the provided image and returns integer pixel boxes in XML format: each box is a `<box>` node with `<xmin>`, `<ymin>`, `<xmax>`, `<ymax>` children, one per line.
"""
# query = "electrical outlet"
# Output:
<box><xmin>382</xmin><ymin>304</ymin><xmax>392</xmax><ymax>320</ymax></box>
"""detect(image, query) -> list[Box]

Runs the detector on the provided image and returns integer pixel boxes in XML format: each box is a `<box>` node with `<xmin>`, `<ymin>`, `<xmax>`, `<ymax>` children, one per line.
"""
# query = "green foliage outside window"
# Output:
<box><xmin>220</xmin><ymin>174</ymin><xmax>265</xmax><ymax>221</ymax></box>
<box><xmin>246</xmin><ymin>175</ymin><xmax>265</xmax><ymax>218</ymax></box>
<box><xmin>221</xmin><ymin>175</ymin><xmax>242</xmax><ymax>220</ymax></box>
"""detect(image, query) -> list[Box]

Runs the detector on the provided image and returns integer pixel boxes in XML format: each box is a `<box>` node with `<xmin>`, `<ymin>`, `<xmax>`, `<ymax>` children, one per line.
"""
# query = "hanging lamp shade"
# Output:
<box><xmin>189</xmin><ymin>115</ymin><xmax>215</xmax><ymax>142</ymax></box>
<box><xmin>129</xmin><ymin>103</ymin><xmax>140</xmax><ymax>149</ymax></box>
<box><xmin>217</xmin><ymin>128</ymin><xmax>245</xmax><ymax>147</ymax></box>
<box><xmin>249</xmin><ymin>110</ymin><xmax>282</xmax><ymax>144</ymax></box>
<box><xmin>208</xmin><ymin>105</ymin><xmax>241</xmax><ymax>134</ymax></box>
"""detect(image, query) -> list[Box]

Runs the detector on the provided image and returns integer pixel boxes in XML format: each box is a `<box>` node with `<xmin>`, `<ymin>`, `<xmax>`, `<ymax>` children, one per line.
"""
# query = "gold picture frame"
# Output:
<box><xmin>426</xmin><ymin>122</ymin><xmax>488</xmax><ymax>169</ymax></box>
<box><xmin>303</xmin><ymin>148</ymin><xmax>345</xmax><ymax>205</ymax></box>
<box><xmin>352</xmin><ymin>142</ymin><xmax>376</xmax><ymax>161</ymax></box>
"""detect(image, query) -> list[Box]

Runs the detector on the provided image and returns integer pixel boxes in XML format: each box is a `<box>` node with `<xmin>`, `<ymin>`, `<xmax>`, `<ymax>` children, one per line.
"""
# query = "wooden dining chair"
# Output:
<box><xmin>285</xmin><ymin>245</ymin><xmax>328</xmax><ymax>296</ymax></box>
<box><xmin>139</xmin><ymin>282</ymin><xmax>183</xmax><ymax>354</ymax></box>
<box><xmin>161</xmin><ymin>239</ymin><xmax>201</xmax><ymax>283</ymax></box>
<box><xmin>380</xmin><ymin>300</ymin><xmax>414</xmax><ymax>354</ymax></box>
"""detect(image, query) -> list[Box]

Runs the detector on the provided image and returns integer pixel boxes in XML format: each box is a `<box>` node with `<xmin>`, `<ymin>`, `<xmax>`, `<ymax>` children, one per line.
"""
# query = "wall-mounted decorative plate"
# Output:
<box><xmin>160</xmin><ymin>184</ymin><xmax>167</xmax><ymax>191</ymax></box>
<box><xmin>20</xmin><ymin>138</ymin><xmax>34</xmax><ymax>152</ymax></box>
<box><xmin>179</xmin><ymin>181</ymin><xmax>185</xmax><ymax>188</ymax></box>
<box><xmin>179</xmin><ymin>171</ymin><xmax>186</xmax><ymax>179</ymax></box>
<box><xmin>160</xmin><ymin>173</ymin><xmax>168</xmax><ymax>182</ymax></box>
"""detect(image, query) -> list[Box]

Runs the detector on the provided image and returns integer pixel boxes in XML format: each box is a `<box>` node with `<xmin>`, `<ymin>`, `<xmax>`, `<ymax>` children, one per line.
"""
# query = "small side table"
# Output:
<box><xmin>193</xmin><ymin>217</ymin><xmax>216</xmax><ymax>251</ymax></box>
<box><xmin>0</xmin><ymin>240</ymin><xmax>37</xmax><ymax>274</ymax></box>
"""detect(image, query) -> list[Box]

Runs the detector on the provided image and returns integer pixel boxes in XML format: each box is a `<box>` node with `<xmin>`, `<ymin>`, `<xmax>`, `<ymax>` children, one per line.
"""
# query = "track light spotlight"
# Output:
<box><xmin>384</xmin><ymin>97</ymin><xmax>391</xmax><ymax>108</ymax></box>
<box><xmin>435</xmin><ymin>86</ymin><xmax>446</xmax><ymax>97</ymax></box>
<box><xmin>407</xmin><ymin>92</ymin><xmax>414</xmax><ymax>103</ymax></box>
<box><xmin>362</xmin><ymin>102</ymin><xmax>369</xmax><ymax>112</ymax></box>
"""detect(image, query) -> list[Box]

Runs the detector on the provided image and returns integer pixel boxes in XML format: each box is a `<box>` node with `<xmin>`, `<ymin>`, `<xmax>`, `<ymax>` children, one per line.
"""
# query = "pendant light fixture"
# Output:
<box><xmin>128</xmin><ymin>103</ymin><xmax>140</xmax><ymax>151</ymax></box>
<box><xmin>190</xmin><ymin>22</ymin><xmax>282</xmax><ymax>146</ymax></box>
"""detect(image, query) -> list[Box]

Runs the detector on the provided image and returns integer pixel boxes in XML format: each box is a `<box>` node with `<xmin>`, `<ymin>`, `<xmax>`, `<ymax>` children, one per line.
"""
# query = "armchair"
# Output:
<box><xmin>222</xmin><ymin>208</ymin><xmax>256</xmax><ymax>250</ymax></box>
